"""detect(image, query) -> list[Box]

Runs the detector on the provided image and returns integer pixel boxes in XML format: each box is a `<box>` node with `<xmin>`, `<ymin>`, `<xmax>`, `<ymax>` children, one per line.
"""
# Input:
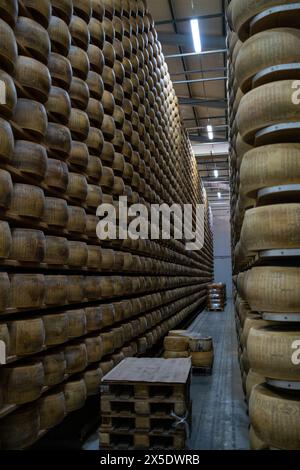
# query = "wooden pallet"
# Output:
<box><xmin>207</xmin><ymin>307</ymin><xmax>224</xmax><ymax>312</ymax></box>
<box><xmin>101</xmin><ymin>397</ymin><xmax>189</xmax><ymax>416</ymax></box>
<box><xmin>100</xmin><ymin>410</ymin><xmax>190</xmax><ymax>432</ymax></box>
<box><xmin>99</xmin><ymin>429</ymin><xmax>186</xmax><ymax>450</ymax></box>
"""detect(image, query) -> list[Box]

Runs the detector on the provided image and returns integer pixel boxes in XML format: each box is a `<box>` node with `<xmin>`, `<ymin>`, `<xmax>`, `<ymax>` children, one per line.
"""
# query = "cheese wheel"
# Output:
<box><xmin>44</xmin><ymin>236</ymin><xmax>69</xmax><ymax>265</ymax></box>
<box><xmin>101</xmin><ymin>331</ymin><xmax>115</xmax><ymax>355</ymax></box>
<box><xmin>236</xmin><ymin>29</ymin><xmax>300</xmax><ymax>92</ymax></box>
<box><xmin>43</xmin><ymin>313</ymin><xmax>69</xmax><ymax>345</ymax></box>
<box><xmin>9</xmin><ymin>183</ymin><xmax>44</xmax><ymax>220</ymax></box>
<box><xmin>73</xmin><ymin>0</ymin><xmax>92</xmax><ymax>22</ymax></box>
<box><xmin>0</xmin><ymin>360</ymin><xmax>44</xmax><ymax>404</ymax></box>
<box><xmin>67</xmin><ymin>275</ymin><xmax>85</xmax><ymax>303</ymax></box>
<box><xmin>65</xmin><ymin>343</ymin><xmax>88</xmax><ymax>373</ymax></box>
<box><xmin>248</xmin><ymin>325</ymin><xmax>300</xmax><ymax>381</ymax></box>
<box><xmin>100</xmin><ymin>359</ymin><xmax>114</xmax><ymax>375</ymax></box>
<box><xmin>44</xmin><ymin>158</ymin><xmax>69</xmax><ymax>191</ymax></box>
<box><xmin>87</xmin><ymin>44</ymin><xmax>104</xmax><ymax>74</ymax></box>
<box><xmin>68</xmin><ymin>45</ymin><xmax>89</xmax><ymax>80</ymax></box>
<box><xmin>48</xmin><ymin>15</ymin><xmax>71</xmax><ymax>56</ymax></box>
<box><xmin>0</xmin><ymin>118</ymin><xmax>14</xmax><ymax>163</ymax></box>
<box><xmin>41</xmin><ymin>351</ymin><xmax>66</xmax><ymax>386</ymax></box>
<box><xmin>50</xmin><ymin>0</ymin><xmax>73</xmax><ymax>24</ymax></box>
<box><xmin>67</xmin><ymin>206</ymin><xmax>87</xmax><ymax>234</ymax></box>
<box><xmin>191</xmin><ymin>351</ymin><xmax>214</xmax><ymax>367</ymax></box>
<box><xmin>250</xmin><ymin>384</ymin><xmax>300</xmax><ymax>450</ymax></box>
<box><xmin>188</xmin><ymin>334</ymin><xmax>213</xmax><ymax>352</ymax></box>
<box><xmin>10</xmin><ymin>274</ymin><xmax>45</xmax><ymax>309</ymax></box>
<box><xmin>14</xmin><ymin>55</ymin><xmax>51</xmax><ymax>104</ymax></box>
<box><xmin>66</xmin><ymin>309</ymin><xmax>87</xmax><ymax>338</ymax></box>
<box><xmin>44</xmin><ymin>275</ymin><xmax>68</xmax><ymax>306</ymax></box>
<box><xmin>69</xmin><ymin>15</ymin><xmax>90</xmax><ymax>50</ymax></box>
<box><xmin>0</xmin><ymin>404</ymin><xmax>40</xmax><ymax>449</ymax></box>
<box><xmin>44</xmin><ymin>197</ymin><xmax>68</xmax><ymax>228</ymax></box>
<box><xmin>68</xmin><ymin>108</ymin><xmax>90</xmax><ymax>141</ymax></box>
<box><xmin>64</xmin><ymin>378</ymin><xmax>87</xmax><ymax>412</ymax></box>
<box><xmin>84</xmin><ymin>335</ymin><xmax>103</xmax><ymax>362</ymax></box>
<box><xmin>12</xmin><ymin>140</ymin><xmax>47</xmax><ymax>180</ymax></box>
<box><xmin>245</xmin><ymin>266</ymin><xmax>300</xmax><ymax>313</ymax></box>
<box><xmin>48</xmin><ymin>53</ymin><xmax>72</xmax><ymax>90</ymax></box>
<box><xmin>0</xmin><ymin>0</ymin><xmax>18</xmax><ymax>27</ymax></box>
<box><xmin>164</xmin><ymin>350</ymin><xmax>189</xmax><ymax>359</ymax></box>
<box><xmin>240</xmin><ymin>144</ymin><xmax>300</xmax><ymax>199</ymax></box>
<box><xmin>164</xmin><ymin>335</ymin><xmax>189</xmax><ymax>352</ymax></box>
<box><xmin>241</xmin><ymin>204</ymin><xmax>300</xmax><ymax>253</ymax></box>
<box><xmin>13</xmin><ymin>99</ymin><xmax>48</xmax><ymax>143</ymax></box>
<box><xmin>68</xmin><ymin>241</ymin><xmax>88</xmax><ymax>267</ymax></box>
<box><xmin>83</xmin><ymin>366</ymin><xmax>103</xmax><ymax>395</ymax></box>
<box><xmin>246</xmin><ymin>369</ymin><xmax>265</xmax><ymax>402</ymax></box>
<box><xmin>9</xmin><ymin>318</ymin><xmax>45</xmax><ymax>356</ymax></box>
<box><xmin>237</xmin><ymin>80</ymin><xmax>300</xmax><ymax>144</ymax></box>
<box><xmin>0</xmin><ymin>70</ymin><xmax>17</xmax><ymax>119</ymax></box>
<box><xmin>46</xmin><ymin>86</ymin><xmax>71</xmax><ymax>125</ymax></box>
<box><xmin>45</xmin><ymin>123</ymin><xmax>72</xmax><ymax>160</ymax></box>
<box><xmin>88</xmin><ymin>17</ymin><xmax>104</xmax><ymax>48</ymax></box>
<box><xmin>241</xmin><ymin>316</ymin><xmax>271</xmax><ymax>348</ymax></box>
<box><xmin>249</xmin><ymin>426</ymin><xmax>269</xmax><ymax>450</ymax></box>
<box><xmin>39</xmin><ymin>390</ymin><xmax>66</xmax><ymax>430</ymax></box>
<box><xmin>15</xmin><ymin>16</ymin><xmax>50</xmax><ymax>64</ymax></box>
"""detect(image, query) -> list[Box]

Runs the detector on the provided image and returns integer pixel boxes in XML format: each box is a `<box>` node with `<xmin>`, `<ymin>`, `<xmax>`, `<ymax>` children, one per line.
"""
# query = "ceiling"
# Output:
<box><xmin>149</xmin><ymin>0</ymin><xmax>230</xmax><ymax>215</ymax></box>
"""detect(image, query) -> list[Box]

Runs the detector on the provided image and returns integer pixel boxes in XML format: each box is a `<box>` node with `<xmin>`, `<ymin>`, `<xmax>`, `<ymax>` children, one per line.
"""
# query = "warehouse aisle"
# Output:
<box><xmin>188</xmin><ymin>302</ymin><xmax>249</xmax><ymax>449</ymax></box>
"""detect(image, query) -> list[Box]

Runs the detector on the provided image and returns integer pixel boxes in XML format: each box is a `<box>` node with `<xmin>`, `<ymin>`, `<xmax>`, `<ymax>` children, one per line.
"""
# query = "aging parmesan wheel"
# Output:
<box><xmin>241</xmin><ymin>316</ymin><xmax>271</xmax><ymax>348</ymax></box>
<box><xmin>68</xmin><ymin>45</ymin><xmax>89</xmax><ymax>80</ymax></box>
<box><xmin>44</xmin><ymin>158</ymin><xmax>68</xmax><ymax>192</ymax></box>
<box><xmin>236</xmin><ymin>29</ymin><xmax>300</xmax><ymax>92</ymax></box>
<box><xmin>68</xmin><ymin>108</ymin><xmax>90</xmax><ymax>141</ymax></box>
<box><xmin>83</xmin><ymin>366</ymin><xmax>103</xmax><ymax>395</ymax></box>
<box><xmin>46</xmin><ymin>86</ymin><xmax>71</xmax><ymax>125</ymax></box>
<box><xmin>249</xmin><ymin>426</ymin><xmax>269</xmax><ymax>450</ymax></box>
<box><xmin>247</xmin><ymin>325</ymin><xmax>300</xmax><ymax>381</ymax></box>
<box><xmin>164</xmin><ymin>351</ymin><xmax>189</xmax><ymax>359</ymax></box>
<box><xmin>44</xmin><ymin>197</ymin><xmax>68</xmax><ymax>228</ymax></box>
<box><xmin>0</xmin><ymin>0</ymin><xmax>18</xmax><ymax>27</ymax></box>
<box><xmin>66</xmin><ymin>172</ymin><xmax>88</xmax><ymax>201</ymax></box>
<box><xmin>191</xmin><ymin>351</ymin><xmax>214</xmax><ymax>367</ymax></box>
<box><xmin>87</xmin><ymin>245</ymin><xmax>101</xmax><ymax>269</ymax></box>
<box><xmin>67</xmin><ymin>206</ymin><xmax>87</xmax><ymax>234</ymax></box>
<box><xmin>44</xmin><ymin>236</ymin><xmax>69</xmax><ymax>265</ymax></box>
<box><xmin>65</xmin><ymin>342</ymin><xmax>88</xmax><ymax>373</ymax></box>
<box><xmin>13</xmin><ymin>99</ymin><xmax>48</xmax><ymax>142</ymax></box>
<box><xmin>0</xmin><ymin>273</ymin><xmax>9</xmax><ymax>312</ymax></box>
<box><xmin>0</xmin><ymin>70</ymin><xmax>16</xmax><ymax>119</ymax></box>
<box><xmin>245</xmin><ymin>266</ymin><xmax>300</xmax><ymax>314</ymax></box>
<box><xmin>0</xmin><ymin>404</ymin><xmax>40</xmax><ymax>449</ymax></box>
<box><xmin>48</xmin><ymin>15</ymin><xmax>71</xmax><ymax>56</ymax></box>
<box><xmin>45</xmin><ymin>123</ymin><xmax>72</xmax><ymax>160</ymax></box>
<box><xmin>50</xmin><ymin>0</ymin><xmax>73</xmax><ymax>24</ymax></box>
<box><xmin>0</xmin><ymin>118</ymin><xmax>14</xmax><ymax>163</ymax></box>
<box><xmin>0</xmin><ymin>169</ymin><xmax>12</xmax><ymax>209</ymax></box>
<box><xmin>101</xmin><ymin>331</ymin><xmax>115</xmax><ymax>355</ymax></box>
<box><xmin>11</xmin><ymin>228</ymin><xmax>45</xmax><ymax>263</ymax></box>
<box><xmin>246</xmin><ymin>369</ymin><xmax>265</xmax><ymax>402</ymax></box>
<box><xmin>9</xmin><ymin>183</ymin><xmax>45</xmax><ymax>219</ymax></box>
<box><xmin>8</xmin><ymin>317</ymin><xmax>44</xmax><ymax>356</ymax></box>
<box><xmin>164</xmin><ymin>335</ymin><xmax>189</xmax><ymax>352</ymax></box>
<box><xmin>48</xmin><ymin>53</ymin><xmax>72</xmax><ymax>90</ymax></box>
<box><xmin>86</xmin><ymin>98</ymin><xmax>104</xmax><ymax>127</ymax></box>
<box><xmin>70</xmin><ymin>78</ymin><xmax>90</xmax><ymax>110</ymax></box>
<box><xmin>0</xmin><ymin>360</ymin><xmax>44</xmax><ymax>404</ymax></box>
<box><xmin>14</xmin><ymin>55</ymin><xmax>51</xmax><ymax>103</ymax></box>
<box><xmin>66</xmin><ymin>309</ymin><xmax>87</xmax><ymax>338</ymax></box>
<box><xmin>43</xmin><ymin>312</ymin><xmax>69</xmax><ymax>345</ymax></box>
<box><xmin>44</xmin><ymin>275</ymin><xmax>68</xmax><ymax>306</ymax></box>
<box><xmin>87</xmin><ymin>44</ymin><xmax>104</xmax><ymax>74</ymax></box>
<box><xmin>10</xmin><ymin>274</ymin><xmax>45</xmax><ymax>309</ymax></box>
<box><xmin>188</xmin><ymin>335</ymin><xmax>213</xmax><ymax>352</ymax></box>
<box><xmin>64</xmin><ymin>378</ymin><xmax>87</xmax><ymax>412</ymax></box>
<box><xmin>68</xmin><ymin>241</ymin><xmax>88</xmax><ymax>267</ymax></box>
<box><xmin>84</xmin><ymin>335</ymin><xmax>103</xmax><ymax>362</ymax></box>
<box><xmin>237</xmin><ymin>80</ymin><xmax>300</xmax><ymax>144</ymax></box>
<box><xmin>39</xmin><ymin>390</ymin><xmax>66</xmax><ymax>430</ymax></box>
<box><xmin>241</xmin><ymin>204</ymin><xmax>300</xmax><ymax>253</ymax></box>
<box><xmin>73</xmin><ymin>0</ymin><xmax>92</xmax><ymax>22</ymax></box>
<box><xmin>12</xmin><ymin>140</ymin><xmax>47</xmax><ymax>180</ymax></box>
<box><xmin>230</xmin><ymin>0</ymin><xmax>297</xmax><ymax>40</ymax></box>
<box><xmin>15</xmin><ymin>16</ymin><xmax>50</xmax><ymax>64</ymax></box>
<box><xmin>249</xmin><ymin>384</ymin><xmax>300</xmax><ymax>450</ymax></box>
<box><xmin>86</xmin><ymin>155</ymin><xmax>102</xmax><ymax>182</ymax></box>
<box><xmin>240</xmin><ymin>144</ymin><xmax>300</xmax><ymax>199</ymax></box>
<box><xmin>84</xmin><ymin>276</ymin><xmax>101</xmax><ymax>300</ymax></box>
<box><xmin>87</xmin><ymin>71</ymin><xmax>104</xmax><ymax>100</ymax></box>
<box><xmin>100</xmin><ymin>359</ymin><xmax>114</xmax><ymax>375</ymax></box>
<box><xmin>67</xmin><ymin>275</ymin><xmax>85</xmax><ymax>303</ymax></box>
<box><xmin>69</xmin><ymin>15</ymin><xmax>90</xmax><ymax>50</ymax></box>
<box><xmin>41</xmin><ymin>351</ymin><xmax>66</xmax><ymax>386</ymax></box>
<box><xmin>88</xmin><ymin>17</ymin><xmax>104</xmax><ymax>48</ymax></box>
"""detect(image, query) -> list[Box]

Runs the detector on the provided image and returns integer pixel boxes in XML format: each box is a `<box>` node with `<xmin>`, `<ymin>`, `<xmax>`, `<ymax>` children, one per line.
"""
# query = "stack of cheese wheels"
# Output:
<box><xmin>228</xmin><ymin>0</ymin><xmax>300</xmax><ymax>450</ymax></box>
<box><xmin>0</xmin><ymin>0</ymin><xmax>215</xmax><ymax>449</ymax></box>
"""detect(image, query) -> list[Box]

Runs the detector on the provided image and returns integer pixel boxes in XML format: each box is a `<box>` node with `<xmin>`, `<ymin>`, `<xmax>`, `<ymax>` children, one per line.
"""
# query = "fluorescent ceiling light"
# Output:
<box><xmin>217</xmin><ymin>192</ymin><xmax>221</xmax><ymax>199</ymax></box>
<box><xmin>190</xmin><ymin>19</ymin><xmax>202</xmax><ymax>53</ymax></box>
<box><xmin>207</xmin><ymin>124</ymin><xmax>214</xmax><ymax>140</ymax></box>
<box><xmin>214</xmin><ymin>169</ymin><xmax>219</xmax><ymax>178</ymax></box>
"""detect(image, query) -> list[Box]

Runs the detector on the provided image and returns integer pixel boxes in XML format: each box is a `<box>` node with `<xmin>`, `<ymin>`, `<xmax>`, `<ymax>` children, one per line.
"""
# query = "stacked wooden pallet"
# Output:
<box><xmin>0</xmin><ymin>0</ymin><xmax>213</xmax><ymax>449</ymax></box>
<box><xmin>207</xmin><ymin>283</ymin><xmax>226</xmax><ymax>311</ymax></box>
<box><xmin>228</xmin><ymin>0</ymin><xmax>300</xmax><ymax>450</ymax></box>
<box><xmin>99</xmin><ymin>357</ymin><xmax>191</xmax><ymax>449</ymax></box>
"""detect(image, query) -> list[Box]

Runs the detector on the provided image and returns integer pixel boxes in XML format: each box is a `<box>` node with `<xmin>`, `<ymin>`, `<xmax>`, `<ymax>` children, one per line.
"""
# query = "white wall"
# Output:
<box><xmin>212</xmin><ymin>213</ymin><xmax>233</xmax><ymax>298</ymax></box>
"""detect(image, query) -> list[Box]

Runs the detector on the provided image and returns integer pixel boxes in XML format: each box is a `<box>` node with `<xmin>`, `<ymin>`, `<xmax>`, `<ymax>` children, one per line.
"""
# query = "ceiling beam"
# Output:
<box><xmin>178</xmin><ymin>97</ymin><xmax>227</xmax><ymax>109</ymax></box>
<box><xmin>155</xmin><ymin>12</ymin><xmax>224</xmax><ymax>25</ymax></box>
<box><xmin>158</xmin><ymin>33</ymin><xmax>226</xmax><ymax>49</ymax></box>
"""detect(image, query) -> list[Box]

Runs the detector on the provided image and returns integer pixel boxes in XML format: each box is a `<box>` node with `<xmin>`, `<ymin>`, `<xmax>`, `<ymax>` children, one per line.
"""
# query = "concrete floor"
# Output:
<box><xmin>83</xmin><ymin>301</ymin><xmax>249</xmax><ymax>450</ymax></box>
